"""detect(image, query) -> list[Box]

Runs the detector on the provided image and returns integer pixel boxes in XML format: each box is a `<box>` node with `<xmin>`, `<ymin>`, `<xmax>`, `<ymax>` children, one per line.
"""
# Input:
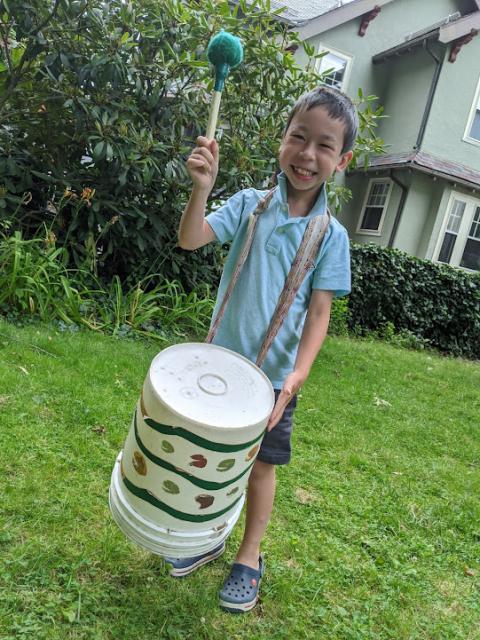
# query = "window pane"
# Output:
<box><xmin>468</xmin><ymin>206</ymin><xmax>480</xmax><ymax>239</ymax></box>
<box><xmin>320</xmin><ymin>53</ymin><xmax>347</xmax><ymax>89</ymax></box>
<box><xmin>321</xmin><ymin>52</ymin><xmax>347</xmax><ymax>73</ymax></box>
<box><xmin>460</xmin><ymin>238</ymin><xmax>480</xmax><ymax>271</ymax></box>
<box><xmin>438</xmin><ymin>232</ymin><xmax>457</xmax><ymax>264</ymax></box>
<box><xmin>446</xmin><ymin>200</ymin><xmax>465</xmax><ymax>233</ymax></box>
<box><xmin>371</xmin><ymin>183</ymin><xmax>387</xmax><ymax>194</ymax></box>
<box><xmin>368</xmin><ymin>183</ymin><xmax>389</xmax><ymax>206</ymax></box>
<box><xmin>361</xmin><ymin>206</ymin><xmax>382</xmax><ymax>230</ymax></box>
<box><xmin>469</xmin><ymin>109</ymin><xmax>480</xmax><ymax>141</ymax></box>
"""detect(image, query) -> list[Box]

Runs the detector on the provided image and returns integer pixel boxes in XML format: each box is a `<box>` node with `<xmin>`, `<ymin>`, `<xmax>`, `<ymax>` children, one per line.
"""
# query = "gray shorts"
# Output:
<box><xmin>257</xmin><ymin>389</ymin><xmax>297</xmax><ymax>465</ymax></box>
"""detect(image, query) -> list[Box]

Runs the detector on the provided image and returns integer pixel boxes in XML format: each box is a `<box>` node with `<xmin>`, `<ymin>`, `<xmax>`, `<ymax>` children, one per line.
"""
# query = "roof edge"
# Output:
<box><xmin>439</xmin><ymin>10</ymin><xmax>480</xmax><ymax>43</ymax></box>
<box><xmin>295</xmin><ymin>0</ymin><xmax>395</xmax><ymax>38</ymax></box>
<box><xmin>348</xmin><ymin>151</ymin><xmax>480</xmax><ymax>190</ymax></box>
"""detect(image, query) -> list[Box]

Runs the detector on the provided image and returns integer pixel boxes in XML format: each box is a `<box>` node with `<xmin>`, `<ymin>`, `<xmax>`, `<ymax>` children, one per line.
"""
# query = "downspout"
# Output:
<box><xmin>388</xmin><ymin>171</ymin><xmax>408</xmax><ymax>248</ymax></box>
<box><xmin>415</xmin><ymin>40</ymin><xmax>443</xmax><ymax>149</ymax></box>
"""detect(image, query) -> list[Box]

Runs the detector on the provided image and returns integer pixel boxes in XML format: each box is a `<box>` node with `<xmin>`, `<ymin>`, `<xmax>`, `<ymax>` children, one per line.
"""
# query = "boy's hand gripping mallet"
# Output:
<box><xmin>205</xmin><ymin>30</ymin><xmax>243</xmax><ymax>139</ymax></box>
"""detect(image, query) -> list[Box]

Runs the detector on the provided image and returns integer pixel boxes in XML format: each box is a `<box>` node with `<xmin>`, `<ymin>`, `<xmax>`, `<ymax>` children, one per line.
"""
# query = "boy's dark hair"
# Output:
<box><xmin>284</xmin><ymin>85</ymin><xmax>359</xmax><ymax>154</ymax></box>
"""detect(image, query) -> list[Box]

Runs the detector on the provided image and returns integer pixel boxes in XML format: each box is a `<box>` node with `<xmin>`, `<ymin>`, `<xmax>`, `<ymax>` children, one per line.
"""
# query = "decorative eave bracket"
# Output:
<box><xmin>449</xmin><ymin>28</ymin><xmax>478</xmax><ymax>62</ymax></box>
<box><xmin>358</xmin><ymin>5</ymin><xmax>381</xmax><ymax>37</ymax></box>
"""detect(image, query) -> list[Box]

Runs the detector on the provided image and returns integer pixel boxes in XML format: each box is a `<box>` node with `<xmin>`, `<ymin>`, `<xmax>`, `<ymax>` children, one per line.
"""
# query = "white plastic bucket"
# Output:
<box><xmin>109</xmin><ymin>342</ymin><xmax>274</xmax><ymax>558</ymax></box>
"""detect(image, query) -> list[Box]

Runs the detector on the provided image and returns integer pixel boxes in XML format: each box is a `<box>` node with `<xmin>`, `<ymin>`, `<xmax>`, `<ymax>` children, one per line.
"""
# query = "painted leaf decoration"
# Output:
<box><xmin>226</xmin><ymin>486</ymin><xmax>239</xmax><ymax>496</ymax></box>
<box><xmin>132</xmin><ymin>451</ymin><xmax>147</xmax><ymax>476</ymax></box>
<box><xmin>190</xmin><ymin>454</ymin><xmax>207</xmax><ymax>468</ymax></box>
<box><xmin>246</xmin><ymin>445</ymin><xmax>260</xmax><ymax>461</ymax></box>
<box><xmin>195</xmin><ymin>494</ymin><xmax>214</xmax><ymax>509</ymax></box>
<box><xmin>161</xmin><ymin>440</ymin><xmax>174</xmax><ymax>454</ymax></box>
<box><xmin>163</xmin><ymin>480</ymin><xmax>180</xmax><ymax>494</ymax></box>
<box><xmin>217</xmin><ymin>458</ymin><xmax>235</xmax><ymax>472</ymax></box>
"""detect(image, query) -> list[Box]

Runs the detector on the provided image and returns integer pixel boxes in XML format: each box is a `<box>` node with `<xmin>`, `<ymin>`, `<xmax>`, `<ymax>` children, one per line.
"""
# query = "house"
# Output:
<box><xmin>267</xmin><ymin>0</ymin><xmax>480</xmax><ymax>273</ymax></box>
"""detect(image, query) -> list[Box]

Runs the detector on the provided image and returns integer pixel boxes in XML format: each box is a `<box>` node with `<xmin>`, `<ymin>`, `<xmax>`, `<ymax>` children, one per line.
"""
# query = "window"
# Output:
<box><xmin>317</xmin><ymin>46</ymin><xmax>352</xmax><ymax>91</ymax></box>
<box><xmin>437</xmin><ymin>199</ymin><xmax>465</xmax><ymax>263</ymax></box>
<box><xmin>464</xmin><ymin>76</ymin><xmax>480</xmax><ymax>145</ymax></box>
<box><xmin>461</xmin><ymin>206</ymin><xmax>480</xmax><ymax>270</ymax></box>
<box><xmin>357</xmin><ymin>179</ymin><xmax>393</xmax><ymax>235</ymax></box>
<box><xmin>435</xmin><ymin>192</ymin><xmax>480</xmax><ymax>272</ymax></box>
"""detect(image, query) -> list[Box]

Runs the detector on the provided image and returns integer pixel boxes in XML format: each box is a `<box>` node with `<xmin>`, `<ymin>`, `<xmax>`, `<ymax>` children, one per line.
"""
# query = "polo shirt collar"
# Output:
<box><xmin>276</xmin><ymin>171</ymin><xmax>327</xmax><ymax>219</ymax></box>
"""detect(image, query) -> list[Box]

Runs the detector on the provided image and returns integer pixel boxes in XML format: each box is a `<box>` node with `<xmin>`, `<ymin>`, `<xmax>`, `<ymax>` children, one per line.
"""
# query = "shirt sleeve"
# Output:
<box><xmin>312</xmin><ymin>223</ymin><xmax>351</xmax><ymax>297</ymax></box>
<box><xmin>205</xmin><ymin>189</ymin><xmax>249</xmax><ymax>243</ymax></box>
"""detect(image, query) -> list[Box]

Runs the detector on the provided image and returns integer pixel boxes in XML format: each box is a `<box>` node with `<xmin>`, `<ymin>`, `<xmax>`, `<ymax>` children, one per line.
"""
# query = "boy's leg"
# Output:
<box><xmin>218</xmin><ymin>460</ymin><xmax>273</xmax><ymax>612</ymax></box>
<box><xmin>235</xmin><ymin>459</ymin><xmax>276</xmax><ymax>569</ymax></box>
<box><xmin>166</xmin><ymin>460</ymin><xmax>274</xmax><ymax>578</ymax></box>
<box><xmin>219</xmin><ymin>392</ymin><xmax>296</xmax><ymax>611</ymax></box>
<box><xmin>235</xmin><ymin>391</ymin><xmax>296</xmax><ymax>568</ymax></box>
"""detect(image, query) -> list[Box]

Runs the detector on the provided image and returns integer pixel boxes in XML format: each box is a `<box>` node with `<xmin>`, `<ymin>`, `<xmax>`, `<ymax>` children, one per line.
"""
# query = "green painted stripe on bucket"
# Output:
<box><xmin>134</xmin><ymin>412</ymin><xmax>254</xmax><ymax>490</ymax></box>
<box><xmin>141</xmin><ymin>411</ymin><xmax>265</xmax><ymax>452</ymax></box>
<box><xmin>122</xmin><ymin>475</ymin><xmax>243</xmax><ymax>523</ymax></box>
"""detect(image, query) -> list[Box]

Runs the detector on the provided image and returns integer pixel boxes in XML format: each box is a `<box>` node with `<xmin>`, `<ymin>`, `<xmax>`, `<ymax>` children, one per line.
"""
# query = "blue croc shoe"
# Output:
<box><xmin>219</xmin><ymin>555</ymin><xmax>264</xmax><ymax>613</ymax></box>
<box><xmin>165</xmin><ymin>542</ymin><xmax>226</xmax><ymax>578</ymax></box>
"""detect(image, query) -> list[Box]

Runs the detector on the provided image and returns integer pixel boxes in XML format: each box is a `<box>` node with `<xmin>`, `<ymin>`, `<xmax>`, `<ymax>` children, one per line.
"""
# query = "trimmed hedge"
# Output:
<box><xmin>349</xmin><ymin>243</ymin><xmax>480</xmax><ymax>360</ymax></box>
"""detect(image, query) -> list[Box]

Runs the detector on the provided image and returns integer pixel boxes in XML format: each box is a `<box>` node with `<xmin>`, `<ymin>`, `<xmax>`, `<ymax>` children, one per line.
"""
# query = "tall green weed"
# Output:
<box><xmin>0</xmin><ymin>232</ymin><xmax>213</xmax><ymax>339</ymax></box>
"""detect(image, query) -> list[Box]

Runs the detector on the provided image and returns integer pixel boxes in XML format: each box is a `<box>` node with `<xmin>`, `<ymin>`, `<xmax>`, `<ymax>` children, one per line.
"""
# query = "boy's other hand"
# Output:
<box><xmin>186</xmin><ymin>136</ymin><xmax>219</xmax><ymax>192</ymax></box>
<box><xmin>267</xmin><ymin>370</ymin><xmax>305</xmax><ymax>431</ymax></box>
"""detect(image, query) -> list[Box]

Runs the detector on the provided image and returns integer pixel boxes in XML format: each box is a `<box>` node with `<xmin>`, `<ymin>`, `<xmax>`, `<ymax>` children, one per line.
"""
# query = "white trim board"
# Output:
<box><xmin>296</xmin><ymin>0</ymin><xmax>395</xmax><ymax>40</ymax></box>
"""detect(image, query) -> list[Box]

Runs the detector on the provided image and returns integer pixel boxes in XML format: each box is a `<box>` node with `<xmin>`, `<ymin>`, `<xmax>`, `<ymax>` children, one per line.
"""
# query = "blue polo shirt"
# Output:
<box><xmin>206</xmin><ymin>172</ymin><xmax>351</xmax><ymax>387</ymax></box>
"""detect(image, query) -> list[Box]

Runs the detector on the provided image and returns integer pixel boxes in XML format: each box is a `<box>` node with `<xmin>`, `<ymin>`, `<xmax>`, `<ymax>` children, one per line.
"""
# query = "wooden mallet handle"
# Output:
<box><xmin>206</xmin><ymin>90</ymin><xmax>222</xmax><ymax>140</ymax></box>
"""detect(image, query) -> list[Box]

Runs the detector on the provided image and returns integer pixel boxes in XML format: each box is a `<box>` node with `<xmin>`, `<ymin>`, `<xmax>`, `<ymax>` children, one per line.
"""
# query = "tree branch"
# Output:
<box><xmin>0</xmin><ymin>17</ymin><xmax>15</xmax><ymax>74</ymax></box>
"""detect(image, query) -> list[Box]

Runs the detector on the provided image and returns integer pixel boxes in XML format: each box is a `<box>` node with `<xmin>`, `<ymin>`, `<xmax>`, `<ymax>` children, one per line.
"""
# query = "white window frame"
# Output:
<box><xmin>463</xmin><ymin>75</ymin><xmax>480</xmax><ymax>148</ymax></box>
<box><xmin>356</xmin><ymin>178</ymin><xmax>393</xmax><ymax>236</ymax></box>
<box><xmin>316</xmin><ymin>44</ymin><xmax>353</xmax><ymax>92</ymax></box>
<box><xmin>433</xmin><ymin>190</ymin><xmax>480</xmax><ymax>272</ymax></box>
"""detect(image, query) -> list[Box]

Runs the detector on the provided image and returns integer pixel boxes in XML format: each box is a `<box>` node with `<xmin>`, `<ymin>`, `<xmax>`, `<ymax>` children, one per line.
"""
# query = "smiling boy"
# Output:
<box><xmin>174</xmin><ymin>86</ymin><xmax>358</xmax><ymax>612</ymax></box>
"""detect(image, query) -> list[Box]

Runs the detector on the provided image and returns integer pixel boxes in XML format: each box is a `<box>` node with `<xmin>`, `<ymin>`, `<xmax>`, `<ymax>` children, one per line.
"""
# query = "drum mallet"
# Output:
<box><xmin>205</xmin><ymin>30</ymin><xmax>243</xmax><ymax>140</ymax></box>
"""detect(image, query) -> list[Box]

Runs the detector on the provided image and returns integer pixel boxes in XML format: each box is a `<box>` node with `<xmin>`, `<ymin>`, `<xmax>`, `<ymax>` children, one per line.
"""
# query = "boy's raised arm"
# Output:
<box><xmin>178</xmin><ymin>137</ymin><xmax>219</xmax><ymax>250</ymax></box>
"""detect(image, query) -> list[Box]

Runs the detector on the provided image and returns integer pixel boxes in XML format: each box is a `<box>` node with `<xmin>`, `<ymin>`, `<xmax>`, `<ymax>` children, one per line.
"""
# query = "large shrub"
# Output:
<box><xmin>0</xmin><ymin>0</ymin><xmax>384</xmax><ymax>288</ymax></box>
<box><xmin>349</xmin><ymin>243</ymin><xmax>480</xmax><ymax>360</ymax></box>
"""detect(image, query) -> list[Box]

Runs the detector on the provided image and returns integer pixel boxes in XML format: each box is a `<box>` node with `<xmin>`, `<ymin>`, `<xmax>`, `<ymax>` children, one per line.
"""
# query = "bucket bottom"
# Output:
<box><xmin>109</xmin><ymin>452</ymin><xmax>245</xmax><ymax>558</ymax></box>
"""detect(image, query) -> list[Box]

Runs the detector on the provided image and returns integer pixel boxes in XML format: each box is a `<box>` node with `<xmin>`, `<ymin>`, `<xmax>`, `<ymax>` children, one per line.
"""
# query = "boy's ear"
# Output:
<box><xmin>336</xmin><ymin>150</ymin><xmax>353</xmax><ymax>173</ymax></box>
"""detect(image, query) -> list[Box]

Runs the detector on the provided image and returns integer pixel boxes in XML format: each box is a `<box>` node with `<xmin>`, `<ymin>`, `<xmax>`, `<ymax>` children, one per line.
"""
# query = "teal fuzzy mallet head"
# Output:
<box><xmin>205</xmin><ymin>30</ymin><xmax>243</xmax><ymax>139</ymax></box>
<box><xmin>207</xmin><ymin>30</ymin><xmax>243</xmax><ymax>92</ymax></box>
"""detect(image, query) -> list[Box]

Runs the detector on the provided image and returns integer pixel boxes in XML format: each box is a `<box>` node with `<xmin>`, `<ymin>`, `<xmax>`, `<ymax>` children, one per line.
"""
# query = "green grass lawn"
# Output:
<box><xmin>1</xmin><ymin>319</ymin><xmax>479</xmax><ymax>639</ymax></box>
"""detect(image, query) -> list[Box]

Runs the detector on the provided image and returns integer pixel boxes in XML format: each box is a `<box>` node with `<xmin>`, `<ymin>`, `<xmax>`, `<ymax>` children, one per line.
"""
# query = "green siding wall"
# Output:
<box><xmin>295</xmin><ymin>0</ymin><xmax>463</xmax><ymax>101</ymax></box>
<box><xmin>294</xmin><ymin>0</ymin><xmax>479</xmax><ymax>163</ymax></box>
<box><xmin>422</xmin><ymin>37</ymin><xmax>480</xmax><ymax>168</ymax></box>
<box><xmin>341</xmin><ymin>171</ymin><xmax>447</xmax><ymax>259</ymax></box>
<box><xmin>376</xmin><ymin>48</ymin><xmax>435</xmax><ymax>153</ymax></box>
<box><xmin>293</xmin><ymin>0</ymin><xmax>479</xmax><ymax>261</ymax></box>
<box><xmin>393</xmin><ymin>173</ymin><xmax>444</xmax><ymax>256</ymax></box>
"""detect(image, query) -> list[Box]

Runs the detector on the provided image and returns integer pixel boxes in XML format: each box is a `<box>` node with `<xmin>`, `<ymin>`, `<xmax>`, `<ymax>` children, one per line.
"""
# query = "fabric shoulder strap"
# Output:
<box><xmin>255</xmin><ymin>211</ymin><xmax>330</xmax><ymax>368</ymax></box>
<box><xmin>205</xmin><ymin>188</ymin><xmax>276</xmax><ymax>343</ymax></box>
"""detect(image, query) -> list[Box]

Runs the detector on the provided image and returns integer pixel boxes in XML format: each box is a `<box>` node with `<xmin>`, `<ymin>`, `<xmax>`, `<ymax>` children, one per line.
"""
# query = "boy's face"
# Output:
<box><xmin>279</xmin><ymin>105</ymin><xmax>353</xmax><ymax>198</ymax></box>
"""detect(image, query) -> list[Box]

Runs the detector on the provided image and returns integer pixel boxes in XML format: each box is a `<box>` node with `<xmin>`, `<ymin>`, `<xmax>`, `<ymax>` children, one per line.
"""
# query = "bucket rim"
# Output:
<box><xmin>146</xmin><ymin>342</ymin><xmax>275</xmax><ymax>432</ymax></box>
